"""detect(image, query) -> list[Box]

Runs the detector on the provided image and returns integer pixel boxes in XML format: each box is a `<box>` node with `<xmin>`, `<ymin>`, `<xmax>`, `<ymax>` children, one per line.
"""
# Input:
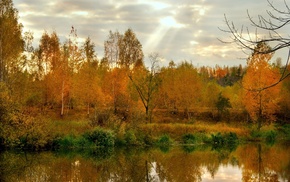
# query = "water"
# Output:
<box><xmin>0</xmin><ymin>143</ymin><xmax>289</xmax><ymax>182</ymax></box>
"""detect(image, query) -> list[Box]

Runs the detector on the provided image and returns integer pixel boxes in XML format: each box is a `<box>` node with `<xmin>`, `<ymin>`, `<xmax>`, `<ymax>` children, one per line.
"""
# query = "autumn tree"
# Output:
<box><xmin>129</xmin><ymin>53</ymin><xmax>161</xmax><ymax>122</ymax></box>
<box><xmin>102</xmin><ymin>67</ymin><xmax>130</xmax><ymax>114</ymax></box>
<box><xmin>82</xmin><ymin>37</ymin><xmax>96</xmax><ymax>63</ymax></box>
<box><xmin>104</xmin><ymin>30</ymin><xmax>122</xmax><ymax>68</ymax></box>
<box><xmin>242</xmin><ymin>42</ymin><xmax>281</xmax><ymax>130</ymax></box>
<box><xmin>158</xmin><ymin>61</ymin><xmax>177</xmax><ymax>112</ymax></box>
<box><xmin>68</xmin><ymin>26</ymin><xmax>82</xmax><ymax>72</ymax></box>
<box><xmin>0</xmin><ymin>0</ymin><xmax>24</xmax><ymax>83</ymax></box>
<box><xmin>119</xmin><ymin>28</ymin><xmax>144</xmax><ymax>69</ymax></box>
<box><xmin>160</xmin><ymin>61</ymin><xmax>203</xmax><ymax>119</ymax></box>
<box><xmin>280</xmin><ymin>66</ymin><xmax>290</xmax><ymax>120</ymax></box>
<box><xmin>73</xmin><ymin>37</ymin><xmax>105</xmax><ymax>116</ymax></box>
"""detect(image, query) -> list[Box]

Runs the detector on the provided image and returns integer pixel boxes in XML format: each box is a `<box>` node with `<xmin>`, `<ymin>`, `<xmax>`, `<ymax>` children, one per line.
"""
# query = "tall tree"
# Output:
<box><xmin>242</xmin><ymin>42</ymin><xmax>281</xmax><ymax>130</ymax></box>
<box><xmin>0</xmin><ymin>0</ymin><xmax>23</xmax><ymax>82</ymax></box>
<box><xmin>118</xmin><ymin>28</ymin><xmax>144</xmax><ymax>69</ymax></box>
<box><xmin>68</xmin><ymin>26</ymin><xmax>82</xmax><ymax>72</ymax></box>
<box><xmin>129</xmin><ymin>53</ymin><xmax>161</xmax><ymax>122</ymax></box>
<box><xmin>82</xmin><ymin>37</ymin><xmax>96</xmax><ymax>63</ymax></box>
<box><xmin>104</xmin><ymin>30</ymin><xmax>122</xmax><ymax>68</ymax></box>
<box><xmin>39</xmin><ymin>31</ymin><xmax>61</xmax><ymax>74</ymax></box>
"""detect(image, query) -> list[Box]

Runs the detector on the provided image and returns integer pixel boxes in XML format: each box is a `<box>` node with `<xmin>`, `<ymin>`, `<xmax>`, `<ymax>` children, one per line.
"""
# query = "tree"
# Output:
<box><xmin>129</xmin><ymin>53</ymin><xmax>161</xmax><ymax>122</ymax></box>
<box><xmin>215</xmin><ymin>92</ymin><xmax>232</xmax><ymax>121</ymax></box>
<box><xmin>118</xmin><ymin>28</ymin><xmax>144</xmax><ymax>69</ymax></box>
<box><xmin>39</xmin><ymin>31</ymin><xmax>61</xmax><ymax>74</ymax></box>
<box><xmin>102</xmin><ymin>67</ymin><xmax>130</xmax><ymax>114</ymax></box>
<box><xmin>68</xmin><ymin>26</ymin><xmax>82</xmax><ymax>72</ymax></box>
<box><xmin>160</xmin><ymin>61</ymin><xmax>203</xmax><ymax>119</ymax></box>
<box><xmin>220</xmin><ymin>0</ymin><xmax>290</xmax><ymax>88</ymax></box>
<box><xmin>242</xmin><ymin>42</ymin><xmax>281</xmax><ymax>130</ymax></box>
<box><xmin>82</xmin><ymin>37</ymin><xmax>96</xmax><ymax>63</ymax></box>
<box><xmin>0</xmin><ymin>0</ymin><xmax>24</xmax><ymax>83</ymax></box>
<box><xmin>104</xmin><ymin>30</ymin><xmax>122</xmax><ymax>68</ymax></box>
<box><xmin>74</xmin><ymin>61</ymin><xmax>104</xmax><ymax>116</ymax></box>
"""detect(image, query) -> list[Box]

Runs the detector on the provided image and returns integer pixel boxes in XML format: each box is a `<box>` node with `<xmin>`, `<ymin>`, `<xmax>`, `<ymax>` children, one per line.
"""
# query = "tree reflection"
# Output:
<box><xmin>236</xmin><ymin>143</ymin><xmax>290</xmax><ymax>182</ymax></box>
<box><xmin>0</xmin><ymin>143</ymin><xmax>289</xmax><ymax>181</ymax></box>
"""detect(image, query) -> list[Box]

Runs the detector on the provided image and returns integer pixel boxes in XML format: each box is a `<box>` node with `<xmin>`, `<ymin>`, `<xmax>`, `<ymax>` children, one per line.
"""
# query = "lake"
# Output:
<box><xmin>0</xmin><ymin>142</ymin><xmax>289</xmax><ymax>181</ymax></box>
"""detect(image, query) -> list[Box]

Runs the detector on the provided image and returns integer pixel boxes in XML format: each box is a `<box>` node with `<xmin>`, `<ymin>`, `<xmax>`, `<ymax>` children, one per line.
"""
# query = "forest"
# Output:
<box><xmin>1</xmin><ymin>0</ymin><xmax>290</xmax><ymax>150</ymax></box>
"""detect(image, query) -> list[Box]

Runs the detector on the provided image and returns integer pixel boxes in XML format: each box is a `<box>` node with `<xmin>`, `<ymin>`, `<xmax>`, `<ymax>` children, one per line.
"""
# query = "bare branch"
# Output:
<box><xmin>219</xmin><ymin>1</ymin><xmax>290</xmax><ymax>91</ymax></box>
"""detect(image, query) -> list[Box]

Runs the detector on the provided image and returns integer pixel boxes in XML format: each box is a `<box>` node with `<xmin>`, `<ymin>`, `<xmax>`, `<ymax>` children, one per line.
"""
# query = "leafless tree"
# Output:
<box><xmin>219</xmin><ymin>0</ymin><xmax>290</xmax><ymax>90</ymax></box>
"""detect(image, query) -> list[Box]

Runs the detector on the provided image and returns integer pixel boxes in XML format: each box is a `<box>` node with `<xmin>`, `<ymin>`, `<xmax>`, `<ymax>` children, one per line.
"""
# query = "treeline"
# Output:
<box><xmin>1</xmin><ymin>0</ymin><xmax>290</xmax><ymax>127</ymax></box>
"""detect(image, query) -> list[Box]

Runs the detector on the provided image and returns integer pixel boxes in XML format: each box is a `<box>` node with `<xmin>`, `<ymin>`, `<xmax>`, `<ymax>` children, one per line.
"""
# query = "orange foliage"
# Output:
<box><xmin>242</xmin><ymin>42</ymin><xmax>281</xmax><ymax>124</ymax></box>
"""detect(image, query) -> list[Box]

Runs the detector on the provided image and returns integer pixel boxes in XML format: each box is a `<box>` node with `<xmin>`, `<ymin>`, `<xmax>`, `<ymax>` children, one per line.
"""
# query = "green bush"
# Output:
<box><xmin>124</xmin><ymin>130</ymin><xmax>137</xmax><ymax>145</ymax></box>
<box><xmin>84</xmin><ymin>128</ymin><xmax>115</xmax><ymax>147</ymax></box>
<box><xmin>157</xmin><ymin>134</ymin><xmax>173</xmax><ymax>146</ymax></box>
<box><xmin>57</xmin><ymin>135</ymin><xmax>77</xmax><ymax>149</ymax></box>
<box><xmin>211</xmin><ymin>132</ymin><xmax>224</xmax><ymax>145</ymax></box>
<box><xmin>250</xmin><ymin>129</ymin><xmax>262</xmax><ymax>139</ymax></box>
<box><xmin>182</xmin><ymin>133</ymin><xmax>196</xmax><ymax>144</ymax></box>
<box><xmin>224</xmin><ymin>132</ymin><xmax>238</xmax><ymax>145</ymax></box>
<box><xmin>264</xmin><ymin>130</ymin><xmax>277</xmax><ymax>144</ymax></box>
<box><xmin>143</xmin><ymin>133</ymin><xmax>155</xmax><ymax>146</ymax></box>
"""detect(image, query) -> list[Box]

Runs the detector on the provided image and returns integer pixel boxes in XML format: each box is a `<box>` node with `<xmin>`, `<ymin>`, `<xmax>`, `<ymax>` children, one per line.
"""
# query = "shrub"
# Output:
<box><xmin>182</xmin><ymin>133</ymin><xmax>196</xmax><ymax>144</ymax></box>
<box><xmin>124</xmin><ymin>130</ymin><xmax>137</xmax><ymax>145</ymax></box>
<box><xmin>84</xmin><ymin>128</ymin><xmax>115</xmax><ymax>147</ymax></box>
<box><xmin>211</xmin><ymin>132</ymin><xmax>224</xmax><ymax>145</ymax></box>
<box><xmin>57</xmin><ymin>135</ymin><xmax>76</xmax><ymax>149</ymax></box>
<box><xmin>157</xmin><ymin>134</ymin><xmax>173</xmax><ymax>146</ymax></box>
<box><xmin>224</xmin><ymin>132</ymin><xmax>238</xmax><ymax>145</ymax></box>
<box><xmin>264</xmin><ymin>130</ymin><xmax>277</xmax><ymax>144</ymax></box>
<box><xmin>143</xmin><ymin>133</ymin><xmax>155</xmax><ymax>146</ymax></box>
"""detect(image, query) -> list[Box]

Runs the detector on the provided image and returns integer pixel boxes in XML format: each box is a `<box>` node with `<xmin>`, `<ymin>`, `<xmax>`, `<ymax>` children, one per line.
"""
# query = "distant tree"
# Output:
<box><xmin>215</xmin><ymin>92</ymin><xmax>232</xmax><ymax>120</ymax></box>
<box><xmin>0</xmin><ymin>0</ymin><xmax>24</xmax><ymax>83</ymax></box>
<box><xmin>119</xmin><ymin>28</ymin><xmax>144</xmax><ymax>69</ymax></box>
<box><xmin>242</xmin><ymin>42</ymin><xmax>281</xmax><ymax>130</ymax></box>
<box><xmin>104</xmin><ymin>30</ymin><xmax>122</xmax><ymax>68</ymax></box>
<box><xmin>39</xmin><ymin>31</ymin><xmax>61</xmax><ymax>74</ymax></box>
<box><xmin>82</xmin><ymin>36</ymin><xmax>97</xmax><ymax>63</ymax></box>
<box><xmin>68</xmin><ymin>26</ymin><xmax>82</xmax><ymax>72</ymax></box>
<box><xmin>203</xmin><ymin>81</ymin><xmax>221</xmax><ymax>112</ymax></box>
<box><xmin>161</xmin><ymin>61</ymin><xmax>202</xmax><ymax>119</ymax></box>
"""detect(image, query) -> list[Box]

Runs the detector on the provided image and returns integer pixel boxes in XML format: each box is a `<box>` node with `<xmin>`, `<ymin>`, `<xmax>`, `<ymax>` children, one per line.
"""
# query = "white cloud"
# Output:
<box><xmin>13</xmin><ymin>0</ymin><xmax>287</xmax><ymax>67</ymax></box>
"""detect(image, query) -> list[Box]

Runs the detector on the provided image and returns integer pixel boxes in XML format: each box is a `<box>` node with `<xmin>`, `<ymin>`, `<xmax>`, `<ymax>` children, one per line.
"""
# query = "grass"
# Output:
<box><xmin>48</xmin><ymin>119</ymin><xmax>92</xmax><ymax>137</ymax></box>
<box><xmin>139</xmin><ymin>121</ymin><xmax>249</xmax><ymax>140</ymax></box>
<box><xmin>3</xmin><ymin>111</ymin><xmax>289</xmax><ymax>150</ymax></box>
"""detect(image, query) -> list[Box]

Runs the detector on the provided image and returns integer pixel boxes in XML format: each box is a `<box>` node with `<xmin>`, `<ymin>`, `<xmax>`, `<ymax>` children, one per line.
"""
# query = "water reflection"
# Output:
<box><xmin>0</xmin><ymin>143</ymin><xmax>289</xmax><ymax>181</ymax></box>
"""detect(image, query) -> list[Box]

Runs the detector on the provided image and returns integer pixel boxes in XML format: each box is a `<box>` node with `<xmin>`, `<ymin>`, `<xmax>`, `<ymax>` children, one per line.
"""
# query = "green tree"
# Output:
<box><xmin>118</xmin><ymin>28</ymin><xmax>144</xmax><ymax>69</ymax></box>
<box><xmin>0</xmin><ymin>0</ymin><xmax>24</xmax><ymax>83</ymax></box>
<box><xmin>215</xmin><ymin>92</ymin><xmax>232</xmax><ymax>120</ymax></box>
<box><xmin>82</xmin><ymin>37</ymin><xmax>96</xmax><ymax>63</ymax></box>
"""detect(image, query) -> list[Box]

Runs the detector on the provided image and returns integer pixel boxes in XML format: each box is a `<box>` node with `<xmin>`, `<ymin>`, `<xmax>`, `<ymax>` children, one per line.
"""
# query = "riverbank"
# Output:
<box><xmin>1</xmin><ymin>114</ymin><xmax>289</xmax><ymax>151</ymax></box>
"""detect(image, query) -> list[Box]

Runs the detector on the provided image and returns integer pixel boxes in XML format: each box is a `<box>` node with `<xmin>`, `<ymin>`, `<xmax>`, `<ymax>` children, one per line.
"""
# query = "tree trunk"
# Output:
<box><xmin>61</xmin><ymin>80</ymin><xmax>64</xmax><ymax>117</ymax></box>
<box><xmin>87</xmin><ymin>102</ymin><xmax>90</xmax><ymax>116</ymax></box>
<box><xmin>145</xmin><ymin>106</ymin><xmax>149</xmax><ymax>124</ymax></box>
<box><xmin>258</xmin><ymin>94</ymin><xmax>262</xmax><ymax>131</ymax></box>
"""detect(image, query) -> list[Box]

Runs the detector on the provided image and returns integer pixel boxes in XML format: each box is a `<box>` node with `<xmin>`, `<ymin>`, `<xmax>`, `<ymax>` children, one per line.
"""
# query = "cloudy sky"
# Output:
<box><xmin>13</xmin><ymin>0</ymin><xmax>288</xmax><ymax>67</ymax></box>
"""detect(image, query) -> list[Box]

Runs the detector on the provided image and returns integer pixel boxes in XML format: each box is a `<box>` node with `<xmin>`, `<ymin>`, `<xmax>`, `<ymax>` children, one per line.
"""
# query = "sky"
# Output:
<box><xmin>13</xmin><ymin>0</ymin><xmax>288</xmax><ymax>67</ymax></box>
